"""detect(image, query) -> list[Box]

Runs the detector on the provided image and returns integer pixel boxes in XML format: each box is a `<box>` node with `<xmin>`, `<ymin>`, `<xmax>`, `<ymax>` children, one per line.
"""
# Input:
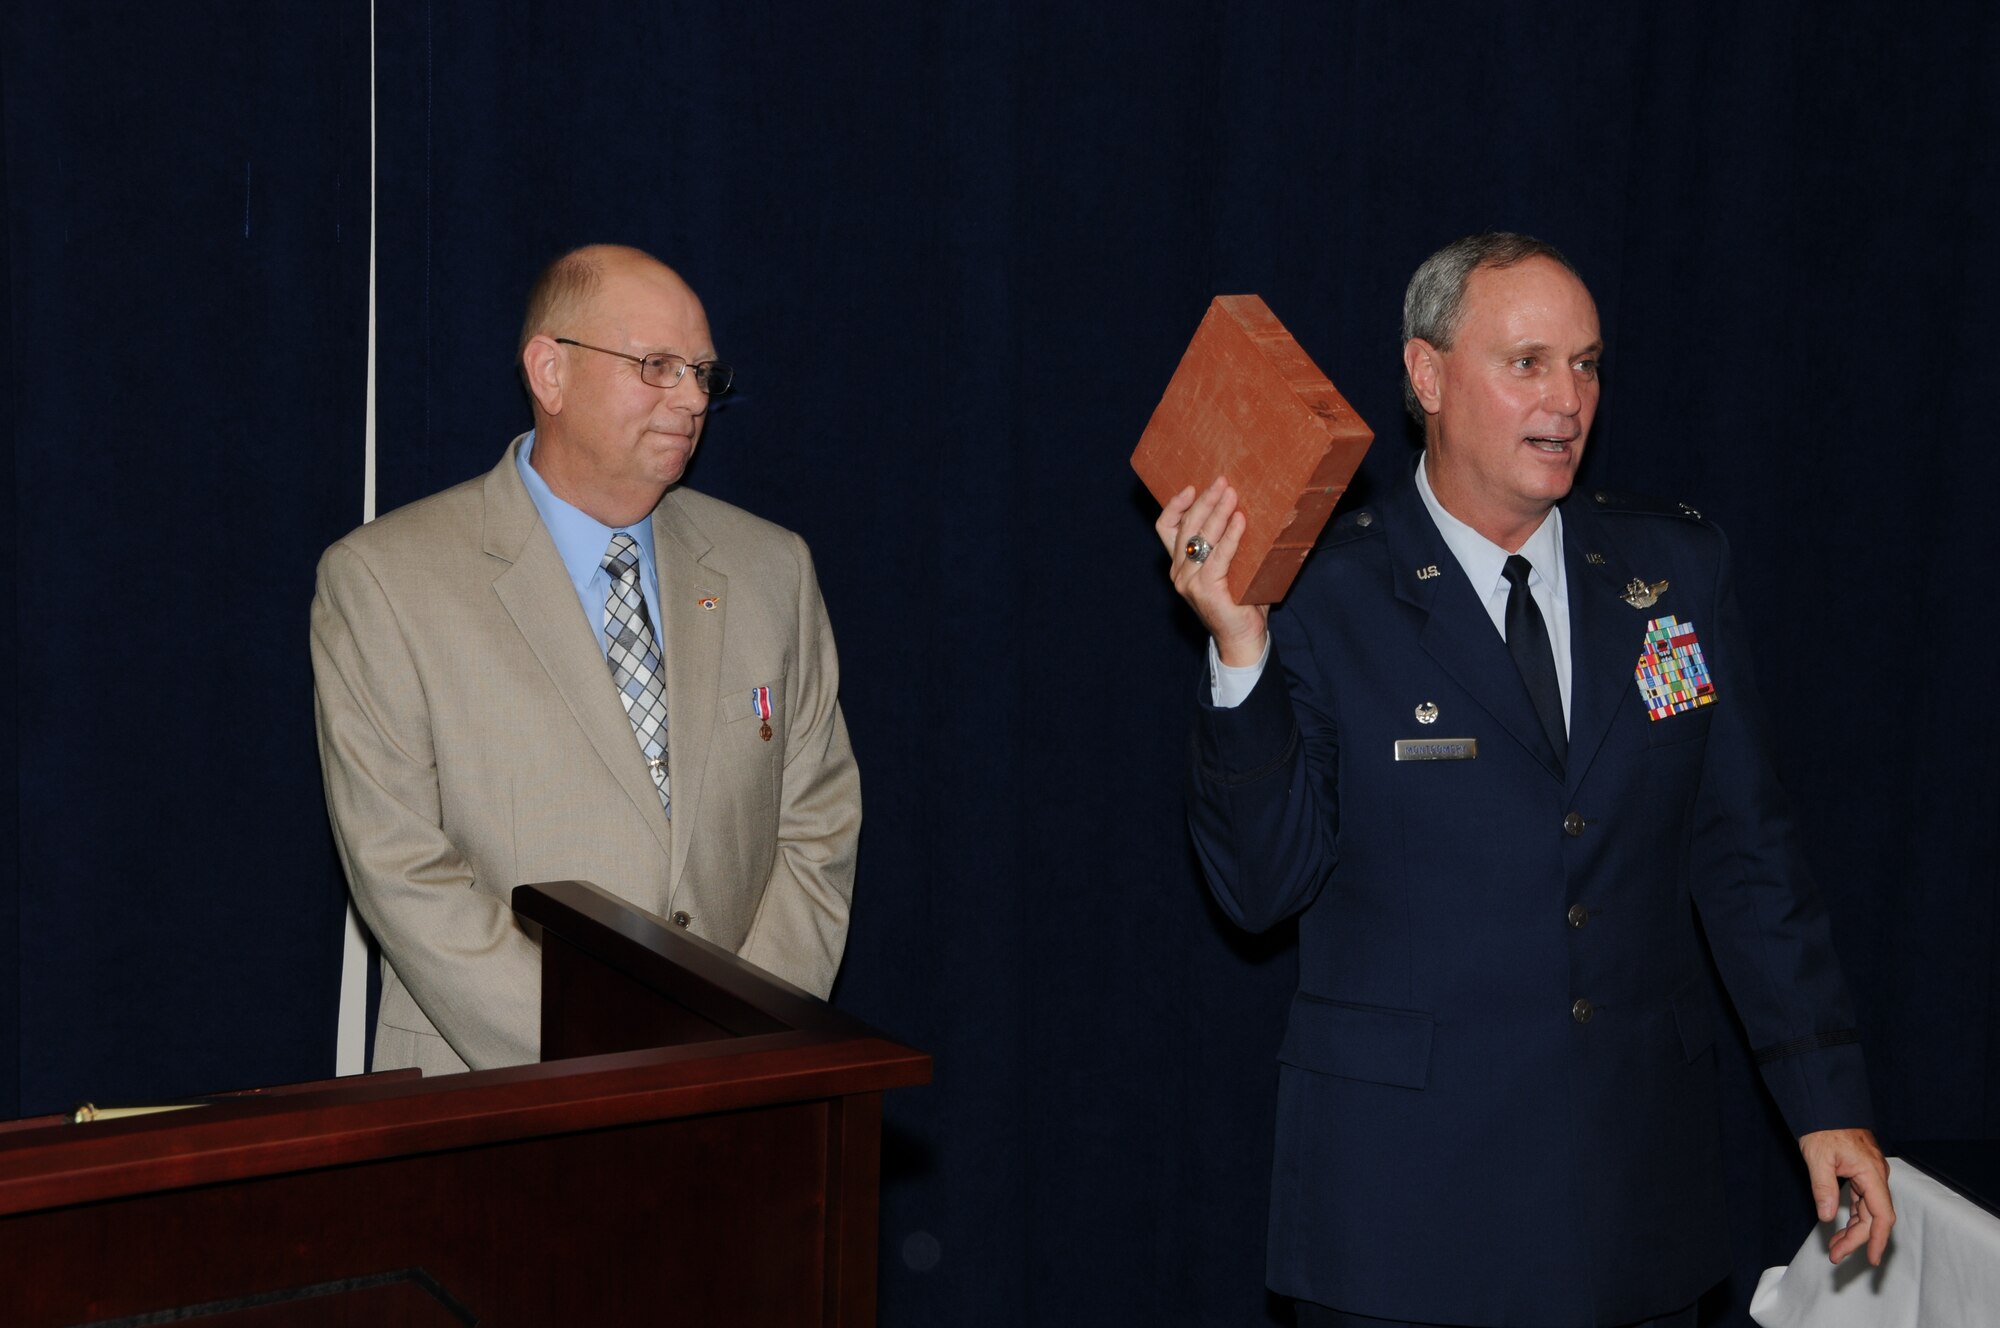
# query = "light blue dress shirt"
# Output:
<box><xmin>516</xmin><ymin>431</ymin><xmax>667</xmax><ymax>659</ymax></box>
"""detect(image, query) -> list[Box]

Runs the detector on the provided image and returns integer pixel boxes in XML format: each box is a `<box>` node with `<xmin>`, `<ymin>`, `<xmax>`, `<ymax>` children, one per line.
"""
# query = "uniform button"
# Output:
<box><xmin>1567</xmin><ymin>903</ymin><xmax>1589</xmax><ymax>928</ymax></box>
<box><xmin>1572</xmin><ymin>998</ymin><xmax>1594</xmax><ymax>1024</ymax></box>
<box><xmin>671</xmin><ymin>910</ymin><xmax>692</xmax><ymax>928</ymax></box>
<box><xmin>1562</xmin><ymin>811</ymin><xmax>1586</xmax><ymax>837</ymax></box>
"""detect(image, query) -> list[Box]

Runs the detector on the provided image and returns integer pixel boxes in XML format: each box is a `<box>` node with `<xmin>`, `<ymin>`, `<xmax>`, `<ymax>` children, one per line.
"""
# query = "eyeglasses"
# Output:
<box><xmin>554</xmin><ymin>337</ymin><xmax>734</xmax><ymax>396</ymax></box>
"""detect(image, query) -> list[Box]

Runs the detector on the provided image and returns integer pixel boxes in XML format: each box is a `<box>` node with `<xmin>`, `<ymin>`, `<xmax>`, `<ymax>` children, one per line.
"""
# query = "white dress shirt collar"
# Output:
<box><xmin>1415</xmin><ymin>453</ymin><xmax>1572</xmax><ymax>726</ymax></box>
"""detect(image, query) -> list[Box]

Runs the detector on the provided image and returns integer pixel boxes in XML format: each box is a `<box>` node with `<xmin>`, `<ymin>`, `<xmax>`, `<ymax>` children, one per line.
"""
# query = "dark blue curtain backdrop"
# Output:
<box><xmin>2</xmin><ymin>5</ymin><xmax>368</xmax><ymax>1113</ymax></box>
<box><xmin>7</xmin><ymin>3</ymin><xmax>1997</xmax><ymax>1326</ymax></box>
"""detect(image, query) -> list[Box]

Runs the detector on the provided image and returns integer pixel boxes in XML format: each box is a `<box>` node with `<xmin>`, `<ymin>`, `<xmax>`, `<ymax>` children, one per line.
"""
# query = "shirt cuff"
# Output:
<box><xmin>1208</xmin><ymin>635</ymin><xmax>1272</xmax><ymax>709</ymax></box>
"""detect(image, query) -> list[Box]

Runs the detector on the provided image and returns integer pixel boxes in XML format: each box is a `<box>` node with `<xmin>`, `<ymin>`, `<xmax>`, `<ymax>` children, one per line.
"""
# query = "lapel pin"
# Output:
<box><xmin>1415</xmin><ymin>564</ymin><xmax>1441</xmax><ymax>581</ymax></box>
<box><xmin>1415</xmin><ymin>701</ymin><xmax>1439</xmax><ymax>725</ymax></box>
<box><xmin>1585</xmin><ymin>552</ymin><xmax>1606</xmax><ymax>565</ymax></box>
<box><xmin>698</xmin><ymin>595</ymin><xmax>719</xmax><ymax>611</ymax></box>
<box><xmin>752</xmin><ymin>686</ymin><xmax>773</xmax><ymax>742</ymax></box>
<box><xmin>1620</xmin><ymin>577</ymin><xmax>1669</xmax><ymax>609</ymax></box>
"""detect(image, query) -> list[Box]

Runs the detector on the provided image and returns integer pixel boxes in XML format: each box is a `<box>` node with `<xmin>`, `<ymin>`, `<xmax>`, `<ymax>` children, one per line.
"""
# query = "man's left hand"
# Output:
<box><xmin>1799</xmin><ymin>1128</ymin><xmax>1895</xmax><ymax>1266</ymax></box>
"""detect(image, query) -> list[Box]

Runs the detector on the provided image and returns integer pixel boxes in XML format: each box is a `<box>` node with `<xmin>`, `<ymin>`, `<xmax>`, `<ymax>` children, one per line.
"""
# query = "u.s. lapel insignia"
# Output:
<box><xmin>752</xmin><ymin>686</ymin><xmax>773</xmax><ymax>741</ymax></box>
<box><xmin>1585</xmin><ymin>552</ymin><xmax>1606</xmax><ymax>565</ymax></box>
<box><xmin>697</xmin><ymin>595</ymin><xmax>720</xmax><ymax>611</ymax></box>
<box><xmin>1620</xmin><ymin>577</ymin><xmax>1669</xmax><ymax>609</ymax></box>
<box><xmin>1415</xmin><ymin>564</ymin><xmax>1441</xmax><ymax>581</ymax></box>
<box><xmin>1414</xmin><ymin>701</ymin><xmax>1439</xmax><ymax>725</ymax></box>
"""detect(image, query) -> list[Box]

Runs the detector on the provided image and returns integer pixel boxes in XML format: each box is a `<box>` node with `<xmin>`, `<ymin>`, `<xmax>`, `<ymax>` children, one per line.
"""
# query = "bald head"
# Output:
<box><xmin>519</xmin><ymin>244</ymin><xmax>695</xmax><ymax>354</ymax></box>
<box><xmin>518</xmin><ymin>244</ymin><xmax>716</xmax><ymax>526</ymax></box>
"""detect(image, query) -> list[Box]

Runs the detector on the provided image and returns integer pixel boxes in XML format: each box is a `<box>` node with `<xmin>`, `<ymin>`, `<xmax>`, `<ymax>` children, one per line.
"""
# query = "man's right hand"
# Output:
<box><xmin>1157</xmin><ymin>477</ymin><xmax>1269</xmax><ymax>666</ymax></box>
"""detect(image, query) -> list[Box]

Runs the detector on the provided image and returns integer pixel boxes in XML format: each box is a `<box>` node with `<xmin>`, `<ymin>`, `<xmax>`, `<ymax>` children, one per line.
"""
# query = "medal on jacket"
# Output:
<box><xmin>1634</xmin><ymin>616</ymin><xmax>1716</xmax><ymax>720</ymax></box>
<box><xmin>752</xmin><ymin>686</ymin><xmax>773</xmax><ymax>742</ymax></box>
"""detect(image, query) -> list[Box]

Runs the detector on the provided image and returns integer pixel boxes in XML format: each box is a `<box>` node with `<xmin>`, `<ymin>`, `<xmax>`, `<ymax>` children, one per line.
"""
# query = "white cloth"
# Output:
<box><xmin>1750</xmin><ymin>1159</ymin><xmax>2000</xmax><ymax>1328</ymax></box>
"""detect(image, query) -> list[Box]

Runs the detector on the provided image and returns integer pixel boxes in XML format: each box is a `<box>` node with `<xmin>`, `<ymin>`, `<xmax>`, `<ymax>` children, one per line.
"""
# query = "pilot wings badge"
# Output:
<box><xmin>1620</xmin><ymin>577</ymin><xmax>1668</xmax><ymax>609</ymax></box>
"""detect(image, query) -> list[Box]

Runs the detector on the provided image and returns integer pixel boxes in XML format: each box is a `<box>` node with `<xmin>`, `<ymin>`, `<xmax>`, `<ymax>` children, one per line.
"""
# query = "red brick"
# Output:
<box><xmin>1132</xmin><ymin>295</ymin><xmax>1374</xmax><ymax>604</ymax></box>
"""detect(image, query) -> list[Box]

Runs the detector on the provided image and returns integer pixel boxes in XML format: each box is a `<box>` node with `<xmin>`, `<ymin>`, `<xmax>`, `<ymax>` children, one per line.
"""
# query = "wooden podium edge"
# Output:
<box><xmin>0</xmin><ymin>1032</ymin><xmax>928</xmax><ymax>1219</ymax></box>
<box><xmin>514</xmin><ymin>878</ymin><xmax>875</xmax><ymax>1038</ymax></box>
<box><xmin>0</xmin><ymin>879</ymin><xmax>930</xmax><ymax>1225</ymax></box>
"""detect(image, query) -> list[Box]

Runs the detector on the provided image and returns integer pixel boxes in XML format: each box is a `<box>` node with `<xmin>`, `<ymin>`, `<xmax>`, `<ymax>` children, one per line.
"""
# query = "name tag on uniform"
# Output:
<box><xmin>1394</xmin><ymin>738</ymin><xmax>1478</xmax><ymax>761</ymax></box>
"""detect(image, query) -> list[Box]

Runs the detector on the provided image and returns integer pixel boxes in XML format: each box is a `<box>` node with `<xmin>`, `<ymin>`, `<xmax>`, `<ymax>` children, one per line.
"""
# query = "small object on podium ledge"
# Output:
<box><xmin>68</xmin><ymin>1101</ymin><xmax>208</xmax><ymax>1124</ymax></box>
<box><xmin>1132</xmin><ymin>294</ymin><xmax>1374</xmax><ymax>604</ymax></box>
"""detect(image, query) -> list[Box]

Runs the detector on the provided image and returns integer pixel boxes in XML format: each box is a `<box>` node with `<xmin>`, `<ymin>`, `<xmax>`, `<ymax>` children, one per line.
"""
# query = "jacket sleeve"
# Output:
<box><xmin>1685</xmin><ymin>528</ymin><xmax>1874</xmax><ymax>1136</ymax></box>
<box><xmin>735</xmin><ymin>534</ymin><xmax>861</xmax><ymax>998</ymax></box>
<box><xmin>310</xmin><ymin>539</ymin><xmax>541</xmax><ymax>1069</ymax></box>
<box><xmin>1186</xmin><ymin>605</ymin><xmax>1343</xmax><ymax>934</ymax></box>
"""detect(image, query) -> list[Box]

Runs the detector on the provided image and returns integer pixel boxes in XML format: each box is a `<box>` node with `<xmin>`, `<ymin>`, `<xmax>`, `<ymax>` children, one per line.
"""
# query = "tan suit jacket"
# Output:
<box><xmin>311</xmin><ymin>437</ymin><xmax>860</xmax><ymax>1073</ymax></box>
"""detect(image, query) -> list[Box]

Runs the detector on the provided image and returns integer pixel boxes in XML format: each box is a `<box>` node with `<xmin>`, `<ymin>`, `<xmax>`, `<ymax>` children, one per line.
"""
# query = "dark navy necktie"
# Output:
<box><xmin>1502</xmin><ymin>555</ymin><xmax>1566</xmax><ymax>769</ymax></box>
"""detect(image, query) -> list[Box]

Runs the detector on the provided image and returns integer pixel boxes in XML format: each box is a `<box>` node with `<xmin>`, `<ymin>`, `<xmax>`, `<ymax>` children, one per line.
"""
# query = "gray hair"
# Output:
<box><xmin>1400</xmin><ymin>232</ymin><xmax>1582</xmax><ymax>424</ymax></box>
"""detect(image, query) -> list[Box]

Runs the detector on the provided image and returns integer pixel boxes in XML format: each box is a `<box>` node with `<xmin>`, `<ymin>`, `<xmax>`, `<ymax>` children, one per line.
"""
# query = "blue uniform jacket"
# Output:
<box><xmin>1188</xmin><ymin>466</ymin><xmax>1872</xmax><ymax>1326</ymax></box>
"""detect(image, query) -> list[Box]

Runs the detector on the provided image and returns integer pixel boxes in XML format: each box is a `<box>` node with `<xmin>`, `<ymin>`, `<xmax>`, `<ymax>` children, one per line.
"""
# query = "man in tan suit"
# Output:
<box><xmin>312</xmin><ymin>244</ymin><xmax>860</xmax><ymax>1074</ymax></box>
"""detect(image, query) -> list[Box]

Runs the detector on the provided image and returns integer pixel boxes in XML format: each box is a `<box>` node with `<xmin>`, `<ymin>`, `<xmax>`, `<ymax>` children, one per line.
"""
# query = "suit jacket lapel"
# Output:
<box><xmin>480</xmin><ymin>441</ymin><xmax>676</xmax><ymax>867</ymax></box>
<box><xmin>651</xmin><ymin>491</ymin><xmax>728</xmax><ymax>894</ymax></box>
<box><xmin>1380</xmin><ymin>475</ymin><xmax>1564</xmax><ymax>779</ymax></box>
<box><xmin>1559</xmin><ymin>499</ymin><xmax>1643</xmax><ymax>792</ymax></box>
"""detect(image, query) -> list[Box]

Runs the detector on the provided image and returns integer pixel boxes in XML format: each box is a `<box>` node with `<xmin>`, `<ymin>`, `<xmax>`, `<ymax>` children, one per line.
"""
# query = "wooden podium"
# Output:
<box><xmin>0</xmin><ymin>880</ymin><xmax>930</xmax><ymax>1326</ymax></box>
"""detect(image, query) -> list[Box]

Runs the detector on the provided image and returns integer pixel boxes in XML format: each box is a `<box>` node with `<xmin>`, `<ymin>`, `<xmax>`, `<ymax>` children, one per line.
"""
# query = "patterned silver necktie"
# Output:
<box><xmin>601</xmin><ymin>533</ymin><xmax>670</xmax><ymax>817</ymax></box>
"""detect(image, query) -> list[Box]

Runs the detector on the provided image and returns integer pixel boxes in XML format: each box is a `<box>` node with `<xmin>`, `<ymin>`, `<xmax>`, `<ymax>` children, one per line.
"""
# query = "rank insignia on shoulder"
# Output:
<box><xmin>1634</xmin><ymin>615</ymin><xmax>1717</xmax><ymax>720</ymax></box>
<box><xmin>1620</xmin><ymin>577</ymin><xmax>1669</xmax><ymax>609</ymax></box>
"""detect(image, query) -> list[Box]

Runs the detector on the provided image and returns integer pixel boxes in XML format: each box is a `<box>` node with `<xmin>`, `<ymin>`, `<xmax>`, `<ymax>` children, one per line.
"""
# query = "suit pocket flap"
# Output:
<box><xmin>728</xmin><ymin>680</ymin><xmax>781</xmax><ymax>723</ymax></box>
<box><xmin>1277</xmin><ymin>994</ymin><xmax>1434</xmax><ymax>1089</ymax></box>
<box><xmin>1645</xmin><ymin>698</ymin><xmax>1716</xmax><ymax>747</ymax></box>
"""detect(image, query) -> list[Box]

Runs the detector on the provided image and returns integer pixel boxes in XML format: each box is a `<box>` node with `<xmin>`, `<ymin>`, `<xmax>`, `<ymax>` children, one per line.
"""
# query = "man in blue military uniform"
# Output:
<box><xmin>1157</xmin><ymin>233</ymin><xmax>1893</xmax><ymax>1327</ymax></box>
